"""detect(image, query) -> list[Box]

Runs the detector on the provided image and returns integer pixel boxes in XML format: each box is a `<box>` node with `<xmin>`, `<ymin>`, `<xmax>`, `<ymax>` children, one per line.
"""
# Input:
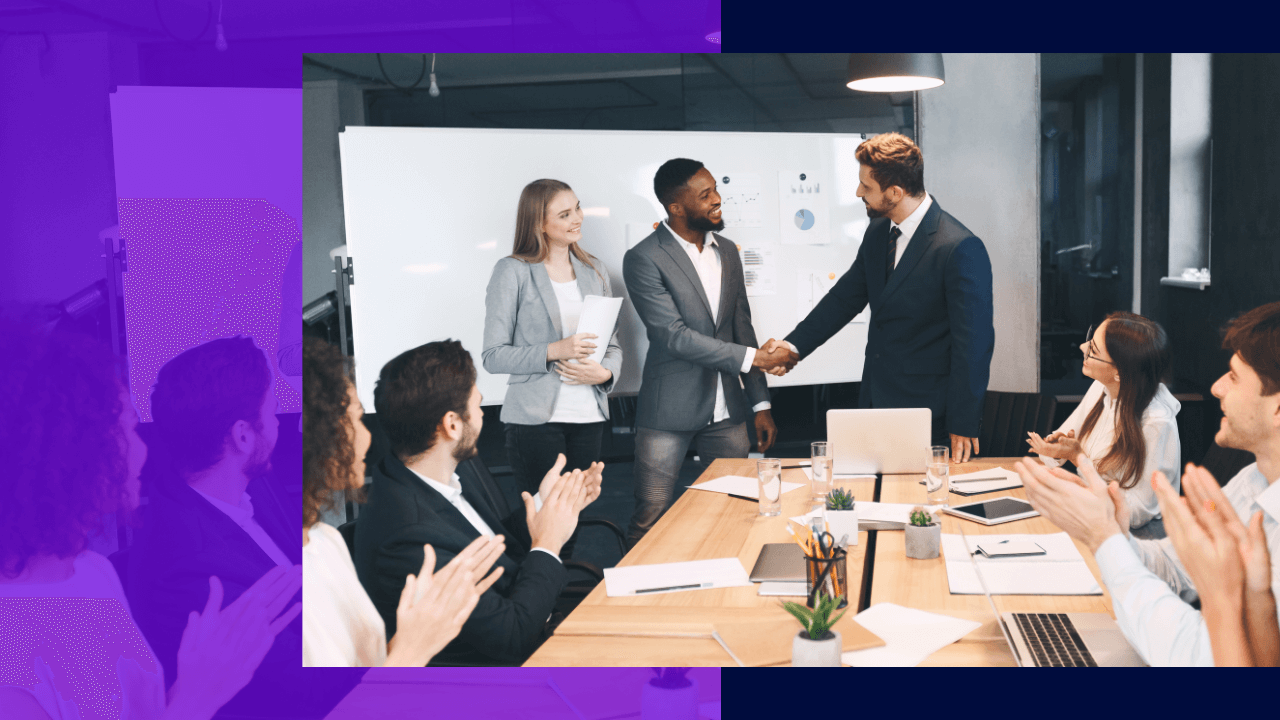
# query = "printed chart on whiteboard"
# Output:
<box><xmin>778</xmin><ymin>170</ymin><xmax>830</xmax><ymax>244</ymax></box>
<box><xmin>741</xmin><ymin>245</ymin><xmax>777</xmax><ymax>296</ymax></box>
<box><xmin>718</xmin><ymin>172</ymin><xmax>762</xmax><ymax>228</ymax></box>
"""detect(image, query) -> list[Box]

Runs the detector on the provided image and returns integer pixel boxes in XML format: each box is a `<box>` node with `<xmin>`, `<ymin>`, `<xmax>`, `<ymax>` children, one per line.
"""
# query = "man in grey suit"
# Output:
<box><xmin>622</xmin><ymin>158</ymin><xmax>796</xmax><ymax>546</ymax></box>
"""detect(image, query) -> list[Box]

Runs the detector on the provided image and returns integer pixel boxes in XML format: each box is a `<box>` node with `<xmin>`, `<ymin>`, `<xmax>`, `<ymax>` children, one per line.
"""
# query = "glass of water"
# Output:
<box><xmin>810</xmin><ymin>442</ymin><xmax>832</xmax><ymax>503</ymax></box>
<box><xmin>926</xmin><ymin>445</ymin><xmax>950</xmax><ymax>507</ymax></box>
<box><xmin>757</xmin><ymin>459</ymin><xmax>783</xmax><ymax>517</ymax></box>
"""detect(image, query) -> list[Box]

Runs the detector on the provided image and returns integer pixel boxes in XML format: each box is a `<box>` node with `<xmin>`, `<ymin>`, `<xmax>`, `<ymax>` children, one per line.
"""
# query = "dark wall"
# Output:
<box><xmin>1145</xmin><ymin>53</ymin><xmax>1280</xmax><ymax>460</ymax></box>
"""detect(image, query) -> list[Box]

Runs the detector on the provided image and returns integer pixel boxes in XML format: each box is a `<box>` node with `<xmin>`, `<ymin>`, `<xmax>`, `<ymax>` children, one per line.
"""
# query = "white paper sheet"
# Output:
<box><xmin>577</xmin><ymin>295</ymin><xmax>623</xmax><ymax>365</ymax></box>
<box><xmin>779</xmin><ymin>170</ymin><xmax>831</xmax><ymax>245</ymax></box>
<box><xmin>942</xmin><ymin>532</ymin><xmax>1103</xmax><ymax>595</ymax></box>
<box><xmin>741</xmin><ymin>246</ymin><xmax>777</xmax><ymax>296</ymax></box>
<box><xmin>793</xmin><ymin>502</ymin><xmax>936</xmax><ymax>525</ymax></box>
<box><xmin>946</xmin><ymin>467</ymin><xmax>1023</xmax><ymax>493</ymax></box>
<box><xmin>719</xmin><ymin>172</ymin><xmax>762</xmax><ymax>228</ymax></box>
<box><xmin>687</xmin><ymin>475</ymin><xmax>804</xmax><ymax>500</ymax></box>
<box><xmin>604</xmin><ymin>558</ymin><xmax>751</xmax><ymax>597</ymax></box>
<box><xmin>842</xmin><ymin>603</ymin><xmax>982</xmax><ymax>667</ymax></box>
<box><xmin>757</xmin><ymin>581</ymin><xmax>808</xmax><ymax>596</ymax></box>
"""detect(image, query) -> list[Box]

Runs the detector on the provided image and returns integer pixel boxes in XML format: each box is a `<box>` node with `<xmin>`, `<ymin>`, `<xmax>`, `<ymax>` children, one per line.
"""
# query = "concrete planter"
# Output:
<box><xmin>642</xmin><ymin>678</ymin><xmax>698</xmax><ymax>720</ymax></box>
<box><xmin>826</xmin><ymin>510</ymin><xmax>859</xmax><ymax>546</ymax></box>
<box><xmin>792</xmin><ymin>629</ymin><xmax>843</xmax><ymax>667</ymax></box>
<box><xmin>905</xmin><ymin>522</ymin><xmax>941</xmax><ymax>559</ymax></box>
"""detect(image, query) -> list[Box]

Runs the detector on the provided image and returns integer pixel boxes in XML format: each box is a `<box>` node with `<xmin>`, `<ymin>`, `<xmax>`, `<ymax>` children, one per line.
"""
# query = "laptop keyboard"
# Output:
<box><xmin>1012</xmin><ymin>613</ymin><xmax>1098</xmax><ymax>667</ymax></box>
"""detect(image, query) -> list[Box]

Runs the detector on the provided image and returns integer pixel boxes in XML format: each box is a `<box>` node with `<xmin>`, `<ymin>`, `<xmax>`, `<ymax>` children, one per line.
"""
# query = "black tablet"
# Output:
<box><xmin>942</xmin><ymin>497</ymin><xmax>1039</xmax><ymax>525</ymax></box>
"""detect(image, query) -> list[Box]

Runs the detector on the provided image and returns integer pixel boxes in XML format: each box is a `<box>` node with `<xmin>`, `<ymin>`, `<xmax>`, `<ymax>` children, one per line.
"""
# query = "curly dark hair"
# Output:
<box><xmin>0</xmin><ymin>316</ymin><xmax>130</xmax><ymax>578</ymax></box>
<box><xmin>303</xmin><ymin>337</ymin><xmax>362</xmax><ymax>528</ymax></box>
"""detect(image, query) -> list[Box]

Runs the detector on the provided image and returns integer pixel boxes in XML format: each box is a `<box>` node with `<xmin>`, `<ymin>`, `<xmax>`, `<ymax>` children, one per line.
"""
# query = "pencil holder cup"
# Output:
<box><xmin>904</xmin><ymin>522</ymin><xmax>941</xmax><ymax>559</ymax></box>
<box><xmin>804</xmin><ymin>548</ymin><xmax>848</xmax><ymax>609</ymax></box>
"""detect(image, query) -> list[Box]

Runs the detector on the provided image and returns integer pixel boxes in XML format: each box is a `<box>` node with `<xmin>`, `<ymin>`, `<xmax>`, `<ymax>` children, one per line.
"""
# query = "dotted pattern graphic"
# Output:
<box><xmin>0</xmin><ymin>597</ymin><xmax>157</xmax><ymax>720</ymax></box>
<box><xmin>117</xmin><ymin>198</ymin><xmax>302</xmax><ymax>421</ymax></box>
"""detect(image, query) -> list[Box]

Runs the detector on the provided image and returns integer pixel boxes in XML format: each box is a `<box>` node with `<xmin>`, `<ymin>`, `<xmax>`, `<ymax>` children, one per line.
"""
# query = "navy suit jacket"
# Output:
<box><xmin>785</xmin><ymin>197</ymin><xmax>994</xmax><ymax>437</ymax></box>
<box><xmin>353</xmin><ymin>455</ymin><xmax>566</xmax><ymax>665</ymax></box>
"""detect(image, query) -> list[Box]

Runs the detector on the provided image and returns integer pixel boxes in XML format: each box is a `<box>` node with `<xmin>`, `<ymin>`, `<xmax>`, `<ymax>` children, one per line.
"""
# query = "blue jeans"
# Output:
<box><xmin>627</xmin><ymin>418</ymin><xmax>750</xmax><ymax>547</ymax></box>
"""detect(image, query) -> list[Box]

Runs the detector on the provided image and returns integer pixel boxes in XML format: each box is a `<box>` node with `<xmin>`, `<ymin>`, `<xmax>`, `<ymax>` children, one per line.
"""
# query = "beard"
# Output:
<box><xmin>687</xmin><ymin>211</ymin><xmax>725</xmax><ymax>233</ymax></box>
<box><xmin>451</xmin><ymin>420</ymin><xmax>480</xmax><ymax>463</ymax></box>
<box><xmin>243</xmin><ymin>432</ymin><xmax>274</xmax><ymax>478</ymax></box>
<box><xmin>863</xmin><ymin>196</ymin><xmax>896</xmax><ymax>219</ymax></box>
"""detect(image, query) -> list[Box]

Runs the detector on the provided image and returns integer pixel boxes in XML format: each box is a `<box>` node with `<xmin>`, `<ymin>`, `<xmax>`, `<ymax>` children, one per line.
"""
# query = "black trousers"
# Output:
<box><xmin>504</xmin><ymin>421</ymin><xmax>606</xmax><ymax>559</ymax></box>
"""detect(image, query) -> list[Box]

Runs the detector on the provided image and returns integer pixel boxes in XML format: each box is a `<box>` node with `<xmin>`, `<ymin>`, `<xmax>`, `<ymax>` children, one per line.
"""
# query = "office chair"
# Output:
<box><xmin>978</xmin><ymin>391</ymin><xmax>1058</xmax><ymax>457</ymax></box>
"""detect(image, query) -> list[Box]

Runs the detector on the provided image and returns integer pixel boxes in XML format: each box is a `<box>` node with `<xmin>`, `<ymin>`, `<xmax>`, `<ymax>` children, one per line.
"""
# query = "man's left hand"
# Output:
<box><xmin>950</xmin><ymin>434</ymin><xmax>979</xmax><ymax>463</ymax></box>
<box><xmin>755</xmin><ymin>410</ymin><xmax>777</xmax><ymax>453</ymax></box>
<box><xmin>1014</xmin><ymin>454</ymin><xmax>1122</xmax><ymax>553</ymax></box>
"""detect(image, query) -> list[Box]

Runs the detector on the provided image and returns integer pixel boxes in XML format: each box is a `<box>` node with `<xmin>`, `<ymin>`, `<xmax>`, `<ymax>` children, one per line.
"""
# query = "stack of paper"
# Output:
<box><xmin>604</xmin><ymin>558</ymin><xmax>752</xmax><ymax>597</ymax></box>
<box><xmin>842</xmin><ymin>603</ymin><xmax>982</xmax><ymax>667</ymax></box>
<box><xmin>942</xmin><ymin>532</ymin><xmax>1103</xmax><ymax>595</ymax></box>
<box><xmin>686</xmin><ymin>475</ymin><xmax>804</xmax><ymax>500</ymax></box>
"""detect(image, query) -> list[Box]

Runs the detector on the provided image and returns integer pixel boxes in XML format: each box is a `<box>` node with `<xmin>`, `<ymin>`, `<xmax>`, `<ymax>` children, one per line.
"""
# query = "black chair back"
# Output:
<box><xmin>978</xmin><ymin>391</ymin><xmax>1058</xmax><ymax>457</ymax></box>
<box><xmin>337</xmin><ymin>521</ymin><xmax>357</xmax><ymax>557</ymax></box>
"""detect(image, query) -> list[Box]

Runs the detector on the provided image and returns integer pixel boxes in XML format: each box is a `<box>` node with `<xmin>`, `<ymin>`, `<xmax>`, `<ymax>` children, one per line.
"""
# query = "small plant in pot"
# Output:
<box><xmin>642</xmin><ymin>668</ymin><xmax>697</xmax><ymax>720</ymax></box>
<box><xmin>905</xmin><ymin>505</ymin><xmax>941</xmax><ymax>560</ymax></box>
<box><xmin>783</xmin><ymin>593</ymin><xmax>846</xmax><ymax>667</ymax></box>
<box><xmin>825</xmin><ymin>488</ymin><xmax>859</xmax><ymax>545</ymax></box>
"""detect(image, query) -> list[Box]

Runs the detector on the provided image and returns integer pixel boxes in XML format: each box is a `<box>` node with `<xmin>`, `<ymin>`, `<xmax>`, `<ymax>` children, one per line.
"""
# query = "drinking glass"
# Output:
<box><xmin>757</xmin><ymin>459</ymin><xmax>782</xmax><ymax>517</ymax></box>
<box><xmin>810</xmin><ymin>442</ymin><xmax>832</xmax><ymax>503</ymax></box>
<box><xmin>926</xmin><ymin>445</ymin><xmax>950</xmax><ymax>507</ymax></box>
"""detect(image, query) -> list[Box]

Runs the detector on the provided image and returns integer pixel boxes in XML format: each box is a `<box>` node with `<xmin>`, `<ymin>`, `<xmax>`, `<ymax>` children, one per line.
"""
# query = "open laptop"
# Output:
<box><xmin>827</xmin><ymin>408</ymin><xmax>931</xmax><ymax>474</ymax></box>
<box><xmin>958</xmin><ymin>527</ymin><xmax>1146</xmax><ymax>667</ymax></box>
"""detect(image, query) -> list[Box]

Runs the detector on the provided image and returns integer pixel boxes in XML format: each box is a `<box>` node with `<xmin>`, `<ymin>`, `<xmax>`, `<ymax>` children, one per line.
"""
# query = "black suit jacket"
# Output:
<box><xmin>785</xmin><ymin>197</ymin><xmax>995</xmax><ymax>437</ymax></box>
<box><xmin>353</xmin><ymin>454</ymin><xmax>567</xmax><ymax>665</ymax></box>
<box><xmin>126</xmin><ymin>474</ymin><xmax>314</xmax><ymax>717</ymax></box>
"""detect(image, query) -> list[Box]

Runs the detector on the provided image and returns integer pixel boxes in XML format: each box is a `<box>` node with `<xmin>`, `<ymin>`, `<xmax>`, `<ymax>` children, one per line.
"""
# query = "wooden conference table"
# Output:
<box><xmin>524</xmin><ymin>457</ymin><xmax>1114</xmax><ymax>667</ymax></box>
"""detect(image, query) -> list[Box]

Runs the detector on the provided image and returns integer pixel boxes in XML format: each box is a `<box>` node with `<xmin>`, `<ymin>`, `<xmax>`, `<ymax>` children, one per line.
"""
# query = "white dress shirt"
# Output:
<box><xmin>890</xmin><ymin>194</ymin><xmax>932</xmax><ymax>269</ymax></box>
<box><xmin>661</xmin><ymin>221</ymin><xmax>771</xmax><ymax>423</ymax></box>
<box><xmin>407</xmin><ymin>467</ymin><xmax>560</xmax><ymax>562</ymax></box>
<box><xmin>303</xmin><ymin>522</ymin><xmax>386</xmax><ymax>667</ymax></box>
<box><xmin>192</xmin><ymin>488</ymin><xmax>293</xmax><ymax>568</ymax></box>
<box><xmin>1039</xmin><ymin>381</ymin><xmax>1181</xmax><ymax>527</ymax></box>
<box><xmin>1093</xmin><ymin>462</ymin><xmax>1280</xmax><ymax>666</ymax></box>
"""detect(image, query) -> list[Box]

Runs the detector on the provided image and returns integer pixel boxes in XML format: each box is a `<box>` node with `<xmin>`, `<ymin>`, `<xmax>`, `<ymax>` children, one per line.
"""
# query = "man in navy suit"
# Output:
<box><xmin>767</xmin><ymin>133</ymin><xmax>994</xmax><ymax>461</ymax></box>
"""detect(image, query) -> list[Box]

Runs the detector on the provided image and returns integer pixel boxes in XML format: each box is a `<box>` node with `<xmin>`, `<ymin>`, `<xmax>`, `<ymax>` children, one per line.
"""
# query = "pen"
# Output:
<box><xmin>781</xmin><ymin>464</ymin><xmax>811</xmax><ymax>470</ymax></box>
<box><xmin>951</xmin><ymin>475</ymin><xmax>1012</xmax><ymax>484</ymax></box>
<box><xmin>635</xmin><ymin>582</ymin><xmax>711</xmax><ymax>594</ymax></box>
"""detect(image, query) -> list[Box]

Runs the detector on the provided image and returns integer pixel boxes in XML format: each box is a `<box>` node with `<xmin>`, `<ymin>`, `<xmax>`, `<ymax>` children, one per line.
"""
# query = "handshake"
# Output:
<box><xmin>752</xmin><ymin>338</ymin><xmax>800</xmax><ymax>376</ymax></box>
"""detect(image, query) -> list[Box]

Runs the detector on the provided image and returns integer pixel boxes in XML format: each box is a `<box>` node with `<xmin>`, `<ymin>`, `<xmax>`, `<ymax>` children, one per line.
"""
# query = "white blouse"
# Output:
<box><xmin>302</xmin><ymin>523</ymin><xmax>387</xmax><ymax>667</ymax></box>
<box><xmin>548</xmin><ymin>278</ymin><xmax>606</xmax><ymax>425</ymax></box>
<box><xmin>1040</xmin><ymin>381</ymin><xmax>1181</xmax><ymax>528</ymax></box>
<box><xmin>0</xmin><ymin>551</ymin><xmax>167</xmax><ymax>720</ymax></box>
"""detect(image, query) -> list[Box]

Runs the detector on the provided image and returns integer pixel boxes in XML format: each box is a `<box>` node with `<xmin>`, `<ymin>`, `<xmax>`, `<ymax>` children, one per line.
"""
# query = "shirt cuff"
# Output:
<box><xmin>753</xmin><ymin>402</ymin><xmax>772</xmax><ymax>413</ymax></box>
<box><xmin>1039</xmin><ymin>454</ymin><xmax>1064</xmax><ymax>468</ymax></box>
<box><xmin>530</xmin><ymin>547</ymin><xmax>562</xmax><ymax>564</ymax></box>
<box><xmin>741</xmin><ymin>348</ymin><xmax>756</xmax><ymax>375</ymax></box>
<box><xmin>783</xmin><ymin>341</ymin><xmax>798</xmax><ymax>354</ymax></box>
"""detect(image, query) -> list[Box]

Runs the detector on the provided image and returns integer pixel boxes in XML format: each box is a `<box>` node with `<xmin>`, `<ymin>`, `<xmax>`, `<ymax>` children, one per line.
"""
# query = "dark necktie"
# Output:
<box><xmin>886</xmin><ymin>225</ymin><xmax>902</xmax><ymax>281</ymax></box>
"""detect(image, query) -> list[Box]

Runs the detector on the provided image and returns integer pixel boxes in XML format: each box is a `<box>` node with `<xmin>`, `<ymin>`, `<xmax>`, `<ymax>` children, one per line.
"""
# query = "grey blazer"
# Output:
<box><xmin>622</xmin><ymin>224</ymin><xmax>769</xmax><ymax>432</ymax></box>
<box><xmin>482</xmin><ymin>254</ymin><xmax>623</xmax><ymax>425</ymax></box>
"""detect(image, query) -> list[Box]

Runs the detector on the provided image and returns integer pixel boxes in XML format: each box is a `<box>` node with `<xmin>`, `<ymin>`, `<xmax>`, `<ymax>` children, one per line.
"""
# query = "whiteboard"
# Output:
<box><xmin>339</xmin><ymin>126</ymin><xmax>874</xmax><ymax>410</ymax></box>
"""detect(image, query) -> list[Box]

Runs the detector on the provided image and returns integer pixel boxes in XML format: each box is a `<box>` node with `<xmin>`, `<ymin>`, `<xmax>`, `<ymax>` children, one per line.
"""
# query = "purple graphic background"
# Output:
<box><xmin>0</xmin><ymin>6</ymin><xmax>724</xmax><ymax>720</ymax></box>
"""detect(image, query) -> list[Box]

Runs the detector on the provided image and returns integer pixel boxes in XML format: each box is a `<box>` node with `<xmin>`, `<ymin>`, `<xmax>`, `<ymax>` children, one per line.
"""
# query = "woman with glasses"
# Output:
<box><xmin>1027</xmin><ymin>312</ymin><xmax>1180</xmax><ymax>533</ymax></box>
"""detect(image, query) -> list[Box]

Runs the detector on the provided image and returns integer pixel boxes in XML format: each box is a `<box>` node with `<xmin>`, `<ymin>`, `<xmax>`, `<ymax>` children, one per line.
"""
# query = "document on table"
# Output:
<box><xmin>792</xmin><ymin>502</ymin><xmax>936</xmax><ymax>526</ymax></box>
<box><xmin>757</xmin><ymin>581</ymin><xmax>807</xmax><ymax>596</ymax></box>
<box><xmin>687</xmin><ymin>475</ymin><xmax>804</xmax><ymax>500</ymax></box>
<box><xmin>942</xmin><ymin>532</ymin><xmax>1103</xmax><ymax>595</ymax></box>
<box><xmin>842</xmin><ymin>603</ymin><xmax>982</xmax><ymax>667</ymax></box>
<box><xmin>604</xmin><ymin>558</ymin><xmax>752</xmax><ymax>597</ymax></box>
<box><xmin>945</xmin><ymin>467</ymin><xmax>1023</xmax><ymax>492</ymax></box>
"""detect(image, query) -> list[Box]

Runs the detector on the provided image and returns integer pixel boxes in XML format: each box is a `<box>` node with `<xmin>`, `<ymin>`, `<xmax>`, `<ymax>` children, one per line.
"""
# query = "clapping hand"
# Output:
<box><xmin>1013</xmin><ymin>454</ymin><xmax>1122</xmax><ymax>553</ymax></box>
<box><xmin>755</xmin><ymin>339</ymin><xmax>800</xmax><ymax>376</ymax></box>
<box><xmin>385</xmin><ymin>536</ymin><xmax>506</xmax><ymax>667</ymax></box>
<box><xmin>1026</xmin><ymin>429</ymin><xmax>1083</xmax><ymax>460</ymax></box>
<box><xmin>170</xmin><ymin>567</ymin><xmax>302</xmax><ymax>718</ymax></box>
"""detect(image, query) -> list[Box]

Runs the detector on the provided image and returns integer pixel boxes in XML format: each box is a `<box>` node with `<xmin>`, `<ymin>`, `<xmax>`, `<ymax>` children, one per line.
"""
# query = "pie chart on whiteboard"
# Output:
<box><xmin>794</xmin><ymin>209</ymin><xmax>815</xmax><ymax>230</ymax></box>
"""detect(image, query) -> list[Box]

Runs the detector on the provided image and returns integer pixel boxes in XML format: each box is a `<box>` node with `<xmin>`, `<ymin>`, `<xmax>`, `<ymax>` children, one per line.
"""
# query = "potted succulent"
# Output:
<box><xmin>642</xmin><ymin>668</ymin><xmax>697</xmax><ymax>720</ymax></box>
<box><xmin>784</xmin><ymin>593</ymin><xmax>847</xmax><ymax>667</ymax></box>
<box><xmin>825</xmin><ymin>488</ymin><xmax>859</xmax><ymax>545</ymax></box>
<box><xmin>904</xmin><ymin>506</ymin><xmax>941</xmax><ymax>560</ymax></box>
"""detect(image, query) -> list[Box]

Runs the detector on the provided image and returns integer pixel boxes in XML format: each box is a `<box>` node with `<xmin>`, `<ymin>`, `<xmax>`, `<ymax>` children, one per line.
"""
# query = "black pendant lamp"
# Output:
<box><xmin>846</xmin><ymin>54</ymin><xmax>945</xmax><ymax>92</ymax></box>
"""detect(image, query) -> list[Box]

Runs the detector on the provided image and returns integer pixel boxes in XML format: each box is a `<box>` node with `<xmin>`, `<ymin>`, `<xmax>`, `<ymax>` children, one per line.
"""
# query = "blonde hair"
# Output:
<box><xmin>510</xmin><ymin>179</ymin><xmax>603</xmax><ymax>283</ymax></box>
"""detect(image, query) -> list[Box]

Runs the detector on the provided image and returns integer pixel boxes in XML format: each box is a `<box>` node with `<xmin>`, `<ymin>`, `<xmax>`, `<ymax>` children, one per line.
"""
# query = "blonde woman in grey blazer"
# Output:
<box><xmin>483</xmin><ymin>179</ymin><xmax>622</xmax><ymax>517</ymax></box>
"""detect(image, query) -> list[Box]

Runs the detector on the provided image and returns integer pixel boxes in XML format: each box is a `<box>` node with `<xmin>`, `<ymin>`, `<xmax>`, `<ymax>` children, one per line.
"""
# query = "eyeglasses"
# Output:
<box><xmin>1084</xmin><ymin>324</ymin><xmax>1115</xmax><ymax>366</ymax></box>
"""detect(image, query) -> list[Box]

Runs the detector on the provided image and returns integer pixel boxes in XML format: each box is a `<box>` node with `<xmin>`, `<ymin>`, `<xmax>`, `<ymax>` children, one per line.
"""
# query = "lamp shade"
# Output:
<box><xmin>846</xmin><ymin>53</ymin><xmax>945</xmax><ymax>92</ymax></box>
